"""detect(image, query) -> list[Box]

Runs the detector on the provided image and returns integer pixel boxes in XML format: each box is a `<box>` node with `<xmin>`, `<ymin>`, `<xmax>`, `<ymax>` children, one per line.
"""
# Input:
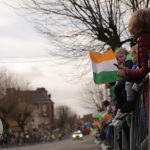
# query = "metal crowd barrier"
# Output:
<box><xmin>106</xmin><ymin>73</ymin><xmax>150</xmax><ymax>150</ymax></box>
<box><xmin>130</xmin><ymin>73</ymin><xmax>149</xmax><ymax>150</ymax></box>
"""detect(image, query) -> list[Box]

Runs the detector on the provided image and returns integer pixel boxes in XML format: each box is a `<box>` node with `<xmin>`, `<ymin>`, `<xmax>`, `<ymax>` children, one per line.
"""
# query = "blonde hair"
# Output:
<box><xmin>130</xmin><ymin>44</ymin><xmax>138</xmax><ymax>54</ymax></box>
<box><xmin>128</xmin><ymin>8</ymin><xmax>150</xmax><ymax>38</ymax></box>
<box><xmin>114</xmin><ymin>47</ymin><xmax>129</xmax><ymax>56</ymax></box>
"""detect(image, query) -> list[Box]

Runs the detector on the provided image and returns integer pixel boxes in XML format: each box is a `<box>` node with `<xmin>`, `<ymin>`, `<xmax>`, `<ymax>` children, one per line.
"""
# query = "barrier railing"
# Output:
<box><xmin>107</xmin><ymin>73</ymin><xmax>150</xmax><ymax>150</ymax></box>
<box><xmin>131</xmin><ymin>73</ymin><xmax>149</xmax><ymax>150</ymax></box>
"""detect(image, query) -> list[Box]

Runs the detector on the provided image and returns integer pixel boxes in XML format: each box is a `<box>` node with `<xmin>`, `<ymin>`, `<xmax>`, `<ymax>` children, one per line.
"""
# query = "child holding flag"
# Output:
<box><xmin>110</xmin><ymin>47</ymin><xmax>134</xmax><ymax>126</ymax></box>
<box><xmin>111</xmin><ymin>45</ymin><xmax>139</xmax><ymax>127</ymax></box>
<box><xmin>109</xmin><ymin>47</ymin><xmax>135</xmax><ymax>150</ymax></box>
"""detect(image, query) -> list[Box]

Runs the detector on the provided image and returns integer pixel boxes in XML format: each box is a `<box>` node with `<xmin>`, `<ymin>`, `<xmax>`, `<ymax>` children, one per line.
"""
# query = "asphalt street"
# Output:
<box><xmin>0</xmin><ymin>135</ymin><xmax>104</xmax><ymax>150</ymax></box>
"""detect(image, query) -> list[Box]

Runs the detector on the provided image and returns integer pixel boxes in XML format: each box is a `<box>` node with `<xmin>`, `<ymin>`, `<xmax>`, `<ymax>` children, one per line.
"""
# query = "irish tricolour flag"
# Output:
<box><xmin>89</xmin><ymin>48</ymin><xmax>121</xmax><ymax>84</ymax></box>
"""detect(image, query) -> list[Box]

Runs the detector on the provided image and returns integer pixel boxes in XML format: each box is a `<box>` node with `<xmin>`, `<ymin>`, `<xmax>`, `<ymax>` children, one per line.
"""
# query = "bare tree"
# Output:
<box><xmin>0</xmin><ymin>88</ymin><xmax>19</xmax><ymax>131</ymax></box>
<box><xmin>10</xmin><ymin>90</ymin><xmax>34</xmax><ymax>132</ymax></box>
<box><xmin>6</xmin><ymin>0</ymin><xmax>150</xmax><ymax>55</ymax></box>
<box><xmin>0</xmin><ymin>67</ymin><xmax>33</xmax><ymax>131</ymax></box>
<box><xmin>78</xmin><ymin>83</ymin><xmax>106</xmax><ymax>113</ymax></box>
<box><xmin>55</xmin><ymin>105</ymin><xmax>76</xmax><ymax>130</ymax></box>
<box><xmin>120</xmin><ymin>0</ymin><xmax>150</xmax><ymax>11</ymax></box>
<box><xmin>0</xmin><ymin>69</ymin><xmax>17</xmax><ymax>130</ymax></box>
<box><xmin>0</xmin><ymin>68</ymin><xmax>25</xmax><ymax>130</ymax></box>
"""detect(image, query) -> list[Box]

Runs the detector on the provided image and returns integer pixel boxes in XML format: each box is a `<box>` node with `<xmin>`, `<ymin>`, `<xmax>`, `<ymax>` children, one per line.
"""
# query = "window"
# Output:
<box><xmin>42</xmin><ymin>104</ymin><xmax>47</xmax><ymax>112</ymax></box>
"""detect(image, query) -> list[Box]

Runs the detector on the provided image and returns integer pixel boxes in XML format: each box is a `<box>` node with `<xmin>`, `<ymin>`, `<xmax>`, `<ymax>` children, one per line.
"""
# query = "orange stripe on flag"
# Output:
<box><xmin>89</xmin><ymin>48</ymin><xmax>115</xmax><ymax>64</ymax></box>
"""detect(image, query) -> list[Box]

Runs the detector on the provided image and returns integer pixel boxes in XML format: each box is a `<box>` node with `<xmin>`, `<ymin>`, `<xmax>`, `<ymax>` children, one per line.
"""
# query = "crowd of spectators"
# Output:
<box><xmin>0</xmin><ymin>130</ymin><xmax>65</xmax><ymax>148</ymax></box>
<box><xmin>93</xmin><ymin>8</ymin><xmax>150</xmax><ymax>150</ymax></box>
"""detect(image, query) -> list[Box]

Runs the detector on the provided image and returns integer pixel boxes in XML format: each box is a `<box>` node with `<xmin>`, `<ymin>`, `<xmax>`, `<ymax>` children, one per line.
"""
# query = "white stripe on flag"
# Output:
<box><xmin>92</xmin><ymin>59</ymin><xmax>118</xmax><ymax>74</ymax></box>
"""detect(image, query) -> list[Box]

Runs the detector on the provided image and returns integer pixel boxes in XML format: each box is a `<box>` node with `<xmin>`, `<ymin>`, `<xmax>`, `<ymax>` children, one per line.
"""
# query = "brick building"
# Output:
<box><xmin>29</xmin><ymin>88</ymin><xmax>54</xmax><ymax>131</ymax></box>
<box><xmin>5</xmin><ymin>87</ymin><xmax>54</xmax><ymax>132</ymax></box>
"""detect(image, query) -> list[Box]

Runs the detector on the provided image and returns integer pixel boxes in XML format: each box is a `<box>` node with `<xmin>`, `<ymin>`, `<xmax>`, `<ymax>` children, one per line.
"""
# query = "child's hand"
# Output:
<box><xmin>132</xmin><ymin>83</ymin><xmax>139</xmax><ymax>91</ymax></box>
<box><xmin>117</xmin><ymin>65</ymin><xmax>129</xmax><ymax>79</ymax></box>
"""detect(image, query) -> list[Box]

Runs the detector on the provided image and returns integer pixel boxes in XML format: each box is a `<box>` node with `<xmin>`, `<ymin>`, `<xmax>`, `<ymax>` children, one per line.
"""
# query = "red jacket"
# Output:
<box><xmin>127</xmin><ymin>33</ymin><xmax>150</xmax><ymax>127</ymax></box>
<box><xmin>127</xmin><ymin>33</ymin><xmax>150</xmax><ymax>82</ymax></box>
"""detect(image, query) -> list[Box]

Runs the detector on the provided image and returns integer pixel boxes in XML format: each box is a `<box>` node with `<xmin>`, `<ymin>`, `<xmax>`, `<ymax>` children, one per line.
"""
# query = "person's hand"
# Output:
<box><xmin>118</xmin><ymin>69</ymin><xmax>127</xmax><ymax>79</ymax></box>
<box><xmin>117</xmin><ymin>65</ymin><xmax>129</xmax><ymax>79</ymax></box>
<box><xmin>132</xmin><ymin>83</ymin><xmax>139</xmax><ymax>92</ymax></box>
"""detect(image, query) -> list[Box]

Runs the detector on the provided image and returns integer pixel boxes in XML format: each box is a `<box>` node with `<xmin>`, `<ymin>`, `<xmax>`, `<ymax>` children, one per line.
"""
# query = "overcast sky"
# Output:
<box><xmin>0</xmin><ymin>2</ymin><xmax>93</xmax><ymax>117</ymax></box>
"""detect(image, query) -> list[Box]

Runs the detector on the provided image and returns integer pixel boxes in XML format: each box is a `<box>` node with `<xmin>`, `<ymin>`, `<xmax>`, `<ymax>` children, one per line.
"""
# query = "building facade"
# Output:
<box><xmin>29</xmin><ymin>88</ymin><xmax>54</xmax><ymax>132</ymax></box>
<box><xmin>6</xmin><ymin>87</ymin><xmax>54</xmax><ymax>132</ymax></box>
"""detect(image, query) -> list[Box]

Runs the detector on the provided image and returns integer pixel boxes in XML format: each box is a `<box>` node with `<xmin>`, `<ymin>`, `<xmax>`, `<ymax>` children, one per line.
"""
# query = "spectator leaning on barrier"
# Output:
<box><xmin>102</xmin><ymin>99</ymin><xmax>116</xmax><ymax>118</ymax></box>
<box><xmin>107</xmin><ymin>48</ymin><xmax>132</xmax><ymax>150</ymax></box>
<box><xmin>104</xmin><ymin>82</ymin><xmax>117</xmax><ymax>117</ymax></box>
<box><xmin>125</xmin><ymin>44</ymin><xmax>139</xmax><ymax>128</ymax></box>
<box><xmin>113</xmin><ymin>45</ymin><xmax>139</xmax><ymax>127</ymax></box>
<box><xmin>117</xmin><ymin>8</ymin><xmax>150</xmax><ymax>127</ymax></box>
<box><xmin>110</xmin><ymin>48</ymin><xmax>133</xmax><ymax>127</ymax></box>
<box><xmin>119</xmin><ymin>45</ymin><xmax>139</xmax><ymax>149</ymax></box>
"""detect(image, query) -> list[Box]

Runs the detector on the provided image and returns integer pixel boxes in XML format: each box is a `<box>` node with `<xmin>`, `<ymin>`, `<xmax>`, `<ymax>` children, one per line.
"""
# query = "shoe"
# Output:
<box><xmin>120</xmin><ymin>101</ymin><xmax>135</xmax><ymax>113</ymax></box>
<box><xmin>115</xmin><ymin>107</ymin><xmax>130</xmax><ymax>119</ymax></box>
<box><xmin>117</xmin><ymin>112</ymin><xmax>129</xmax><ymax>119</ymax></box>
<box><xmin>109</xmin><ymin>118</ymin><xmax>117</xmax><ymax>126</ymax></box>
<box><xmin>115</xmin><ymin>109</ymin><xmax>121</xmax><ymax>118</ymax></box>
<box><xmin>113</xmin><ymin>119</ymin><xmax>123</xmax><ymax>127</ymax></box>
<box><xmin>94</xmin><ymin>139</ymin><xmax>99</xmax><ymax>144</ymax></box>
<box><xmin>109</xmin><ymin>109</ymin><xmax>121</xmax><ymax>126</ymax></box>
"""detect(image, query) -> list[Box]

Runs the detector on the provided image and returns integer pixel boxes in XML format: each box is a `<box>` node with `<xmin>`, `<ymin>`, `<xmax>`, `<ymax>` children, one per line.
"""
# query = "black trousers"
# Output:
<box><xmin>122</xmin><ymin>120</ymin><xmax>130</xmax><ymax>150</ymax></box>
<box><xmin>115</xmin><ymin>83</ymin><xmax>126</xmax><ymax>109</ymax></box>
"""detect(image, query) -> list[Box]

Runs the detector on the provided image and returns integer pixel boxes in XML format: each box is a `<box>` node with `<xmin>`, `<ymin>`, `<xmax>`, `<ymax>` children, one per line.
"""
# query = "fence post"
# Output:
<box><xmin>130</xmin><ymin>112</ymin><xmax>133</xmax><ymax>150</ymax></box>
<box><xmin>113</xmin><ymin>127</ymin><xmax>119</xmax><ymax>150</ymax></box>
<box><xmin>148</xmin><ymin>73</ymin><xmax>150</xmax><ymax>150</ymax></box>
<box><xmin>122</xmin><ymin>130</ymin><xmax>127</xmax><ymax>150</ymax></box>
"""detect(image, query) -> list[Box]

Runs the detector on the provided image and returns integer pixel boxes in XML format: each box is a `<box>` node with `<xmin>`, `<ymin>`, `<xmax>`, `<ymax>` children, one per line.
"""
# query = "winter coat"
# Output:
<box><xmin>127</xmin><ymin>33</ymin><xmax>150</xmax><ymax>82</ymax></box>
<box><xmin>127</xmin><ymin>33</ymin><xmax>150</xmax><ymax>127</ymax></box>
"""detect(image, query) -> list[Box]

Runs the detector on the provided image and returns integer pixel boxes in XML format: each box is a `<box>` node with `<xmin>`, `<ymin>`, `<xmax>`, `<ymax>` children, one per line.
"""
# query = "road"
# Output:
<box><xmin>1</xmin><ymin>135</ymin><xmax>104</xmax><ymax>150</ymax></box>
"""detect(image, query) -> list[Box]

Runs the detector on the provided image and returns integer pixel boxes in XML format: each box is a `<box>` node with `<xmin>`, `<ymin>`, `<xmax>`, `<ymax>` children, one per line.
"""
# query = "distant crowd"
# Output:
<box><xmin>0</xmin><ymin>130</ymin><xmax>66</xmax><ymax>148</ymax></box>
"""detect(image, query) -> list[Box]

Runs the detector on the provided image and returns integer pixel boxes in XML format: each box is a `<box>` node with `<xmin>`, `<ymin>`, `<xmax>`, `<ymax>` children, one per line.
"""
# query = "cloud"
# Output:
<box><xmin>0</xmin><ymin>2</ymin><xmax>91</xmax><ymax>117</ymax></box>
<box><xmin>0</xmin><ymin>3</ymin><xmax>49</xmax><ymax>57</ymax></box>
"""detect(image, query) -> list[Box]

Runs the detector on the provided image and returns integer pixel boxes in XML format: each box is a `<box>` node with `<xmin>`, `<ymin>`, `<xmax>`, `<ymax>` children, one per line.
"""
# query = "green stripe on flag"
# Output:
<box><xmin>93</xmin><ymin>71</ymin><xmax>121</xmax><ymax>84</ymax></box>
